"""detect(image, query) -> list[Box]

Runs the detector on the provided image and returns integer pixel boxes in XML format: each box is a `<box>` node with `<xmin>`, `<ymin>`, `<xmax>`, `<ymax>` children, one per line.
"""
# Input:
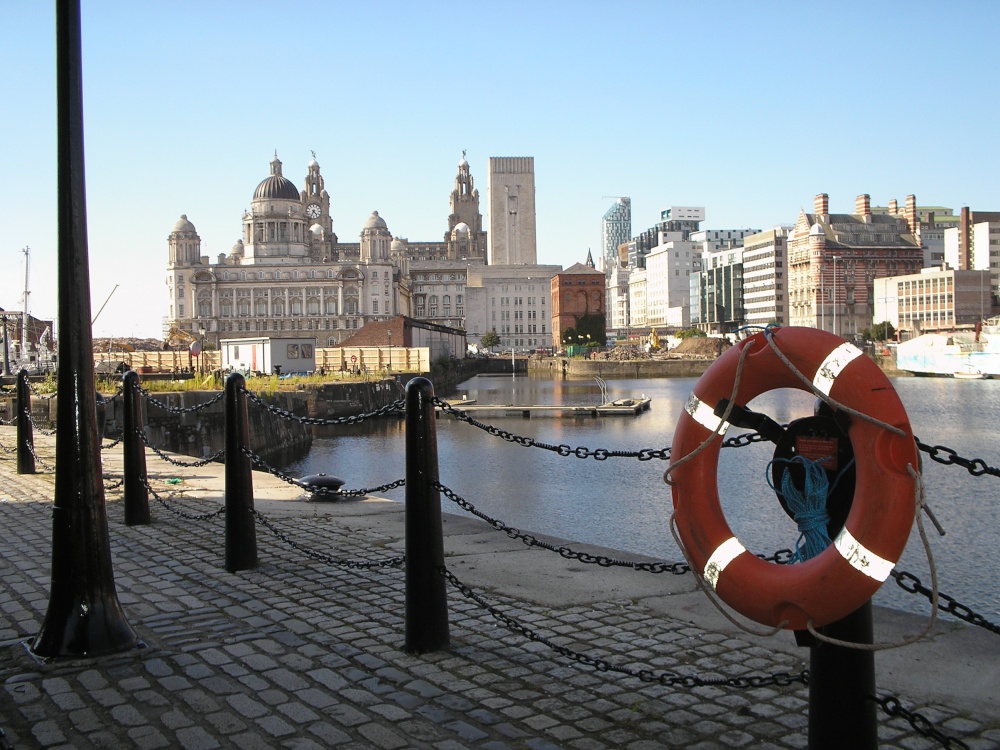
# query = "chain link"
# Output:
<box><xmin>434</xmin><ymin>480</ymin><xmax>687</xmax><ymax>572</ymax></box>
<box><xmin>25</xmin><ymin>411</ymin><xmax>56</xmax><ymax>436</ymax></box>
<box><xmin>241</xmin><ymin>446</ymin><xmax>405</xmax><ymax>498</ymax></box>
<box><xmin>0</xmin><ymin>414</ymin><xmax>16</xmax><ymax>426</ymax></box>
<box><xmin>138</xmin><ymin>386</ymin><xmax>225</xmax><ymax>413</ymax></box>
<box><xmin>142</xmin><ymin>477</ymin><xmax>226</xmax><ymax>521</ymax></box>
<box><xmin>136</xmin><ymin>429</ymin><xmax>225</xmax><ymax>467</ymax></box>
<box><xmin>251</xmin><ymin>509</ymin><xmax>405</xmax><ymax>569</ymax></box>
<box><xmin>25</xmin><ymin>440</ymin><xmax>54</xmax><ymax>472</ymax></box>
<box><xmin>103</xmin><ymin>475</ymin><xmax>124</xmax><ymax>490</ymax></box>
<box><xmin>441</xmin><ymin>566</ymin><xmax>809</xmax><ymax>689</ymax></box>
<box><xmin>870</xmin><ymin>693</ymin><xmax>970</xmax><ymax>749</ymax></box>
<box><xmin>433</xmin><ymin>398</ymin><xmax>672</xmax><ymax>461</ymax></box>
<box><xmin>890</xmin><ymin>569</ymin><xmax>1000</xmax><ymax>635</ymax></box>
<box><xmin>26</xmin><ymin>381</ymin><xmax>56</xmax><ymax>400</ymax></box>
<box><xmin>242</xmin><ymin>386</ymin><xmax>404</xmax><ymax>426</ymax></box>
<box><xmin>916</xmin><ymin>438</ymin><xmax>1000</xmax><ymax>479</ymax></box>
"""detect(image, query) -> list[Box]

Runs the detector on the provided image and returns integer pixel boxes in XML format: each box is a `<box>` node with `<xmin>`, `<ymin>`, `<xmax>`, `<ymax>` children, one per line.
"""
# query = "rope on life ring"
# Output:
<box><xmin>667</xmin><ymin>326</ymin><xmax>919</xmax><ymax>630</ymax></box>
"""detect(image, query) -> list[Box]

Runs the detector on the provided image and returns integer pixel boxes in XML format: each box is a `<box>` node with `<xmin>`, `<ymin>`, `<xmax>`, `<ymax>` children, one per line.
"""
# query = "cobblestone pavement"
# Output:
<box><xmin>1</xmin><ymin>429</ymin><xmax>998</xmax><ymax>749</ymax></box>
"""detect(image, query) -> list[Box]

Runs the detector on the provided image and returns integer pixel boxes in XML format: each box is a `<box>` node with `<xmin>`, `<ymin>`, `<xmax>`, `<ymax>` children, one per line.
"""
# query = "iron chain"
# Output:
<box><xmin>891</xmin><ymin>569</ymin><xmax>1000</xmax><ymax>635</ymax></box>
<box><xmin>242</xmin><ymin>387</ymin><xmax>404</xmax><ymax>426</ymax></box>
<box><xmin>433</xmin><ymin>480</ymin><xmax>687</xmax><ymax>573</ymax></box>
<box><xmin>916</xmin><ymin>438</ymin><xmax>1000</xmax><ymax>479</ymax></box>
<box><xmin>26</xmin><ymin>411</ymin><xmax>56</xmax><ymax>436</ymax></box>
<box><xmin>433</xmin><ymin>398</ymin><xmax>672</xmax><ymax>461</ymax></box>
<box><xmin>139</xmin><ymin>386</ymin><xmax>225</xmax><ymax>413</ymax></box>
<box><xmin>441</xmin><ymin>566</ymin><xmax>809</xmax><ymax>689</ymax></box>
<box><xmin>26</xmin><ymin>382</ymin><xmax>56</xmax><ymax>400</ymax></box>
<box><xmin>142</xmin><ymin>477</ymin><xmax>225</xmax><ymax>521</ymax></box>
<box><xmin>241</xmin><ymin>446</ymin><xmax>404</xmax><ymax>498</ymax></box>
<box><xmin>139</xmin><ymin>429</ymin><xmax>225</xmax><ymax>467</ymax></box>
<box><xmin>25</xmin><ymin>440</ymin><xmax>54</xmax><ymax>472</ymax></box>
<box><xmin>870</xmin><ymin>693</ymin><xmax>970</xmax><ymax>749</ymax></box>
<box><xmin>251</xmin><ymin>509</ymin><xmax>405</xmax><ymax>569</ymax></box>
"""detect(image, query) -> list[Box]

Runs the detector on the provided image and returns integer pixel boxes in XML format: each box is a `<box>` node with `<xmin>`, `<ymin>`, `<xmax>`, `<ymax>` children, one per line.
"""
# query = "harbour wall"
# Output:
<box><xmin>1</xmin><ymin>380</ymin><xmax>401</xmax><ymax>464</ymax></box>
<box><xmin>528</xmin><ymin>357</ymin><xmax>714</xmax><ymax>379</ymax></box>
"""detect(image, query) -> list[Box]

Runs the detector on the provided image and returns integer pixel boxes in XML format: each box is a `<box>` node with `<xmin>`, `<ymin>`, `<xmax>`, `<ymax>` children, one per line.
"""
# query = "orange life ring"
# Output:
<box><xmin>669</xmin><ymin>327</ymin><xmax>918</xmax><ymax>629</ymax></box>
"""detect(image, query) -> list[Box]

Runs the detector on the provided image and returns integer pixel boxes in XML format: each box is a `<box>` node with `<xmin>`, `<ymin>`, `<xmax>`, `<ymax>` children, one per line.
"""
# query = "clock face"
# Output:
<box><xmin>305</xmin><ymin>203</ymin><xmax>321</xmax><ymax>219</ymax></box>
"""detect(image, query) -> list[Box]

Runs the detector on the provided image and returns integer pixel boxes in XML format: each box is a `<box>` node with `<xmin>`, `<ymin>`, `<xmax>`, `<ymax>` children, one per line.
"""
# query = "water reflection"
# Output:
<box><xmin>287</xmin><ymin>373</ymin><xmax>1000</xmax><ymax>619</ymax></box>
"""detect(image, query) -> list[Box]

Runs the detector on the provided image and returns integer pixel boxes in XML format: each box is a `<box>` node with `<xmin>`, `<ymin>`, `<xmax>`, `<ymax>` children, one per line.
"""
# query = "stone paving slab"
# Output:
<box><xmin>0</xmin><ymin>427</ymin><xmax>999</xmax><ymax>749</ymax></box>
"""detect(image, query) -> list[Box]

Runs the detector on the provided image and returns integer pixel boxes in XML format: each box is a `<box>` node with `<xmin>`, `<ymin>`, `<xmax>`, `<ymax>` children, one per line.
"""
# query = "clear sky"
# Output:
<box><xmin>3</xmin><ymin>1</ymin><xmax>999</xmax><ymax>339</ymax></box>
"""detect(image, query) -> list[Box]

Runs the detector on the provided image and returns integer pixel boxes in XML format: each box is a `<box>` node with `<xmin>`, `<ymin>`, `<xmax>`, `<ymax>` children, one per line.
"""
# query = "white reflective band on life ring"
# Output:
<box><xmin>703</xmin><ymin>536</ymin><xmax>746</xmax><ymax>589</ymax></box>
<box><xmin>812</xmin><ymin>342</ymin><xmax>863</xmax><ymax>396</ymax></box>
<box><xmin>685</xmin><ymin>393</ymin><xmax>731</xmax><ymax>436</ymax></box>
<box><xmin>833</xmin><ymin>527</ymin><xmax>894</xmax><ymax>582</ymax></box>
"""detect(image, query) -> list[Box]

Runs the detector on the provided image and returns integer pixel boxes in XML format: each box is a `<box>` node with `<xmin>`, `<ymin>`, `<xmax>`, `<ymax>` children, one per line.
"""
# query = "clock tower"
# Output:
<box><xmin>302</xmin><ymin>152</ymin><xmax>336</xmax><ymax>258</ymax></box>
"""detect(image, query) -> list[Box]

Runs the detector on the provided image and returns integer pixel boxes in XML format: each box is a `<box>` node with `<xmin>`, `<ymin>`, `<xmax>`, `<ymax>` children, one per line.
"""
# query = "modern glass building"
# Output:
<box><xmin>601</xmin><ymin>197</ymin><xmax>631</xmax><ymax>271</ymax></box>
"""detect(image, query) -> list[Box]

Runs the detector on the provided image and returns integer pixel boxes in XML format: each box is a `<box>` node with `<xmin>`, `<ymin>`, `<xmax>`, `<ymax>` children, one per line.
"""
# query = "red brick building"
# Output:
<box><xmin>551</xmin><ymin>253</ymin><xmax>606</xmax><ymax>347</ymax></box>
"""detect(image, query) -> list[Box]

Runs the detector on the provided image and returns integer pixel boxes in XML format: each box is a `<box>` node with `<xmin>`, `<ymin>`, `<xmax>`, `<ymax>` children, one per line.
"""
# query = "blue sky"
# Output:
<box><xmin>3</xmin><ymin>1</ymin><xmax>999</xmax><ymax>339</ymax></box>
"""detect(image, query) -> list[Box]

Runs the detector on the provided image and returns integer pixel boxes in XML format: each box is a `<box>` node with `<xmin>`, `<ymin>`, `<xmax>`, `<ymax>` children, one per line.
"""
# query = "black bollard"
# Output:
<box><xmin>31</xmin><ymin>0</ymin><xmax>138</xmax><ymax>658</ymax></box>
<box><xmin>807</xmin><ymin>600</ymin><xmax>877</xmax><ymax>750</ymax></box>
<box><xmin>224</xmin><ymin>372</ymin><xmax>257</xmax><ymax>572</ymax></box>
<box><xmin>403</xmin><ymin>377</ymin><xmax>450</xmax><ymax>653</ymax></box>
<box><xmin>16</xmin><ymin>369</ymin><xmax>35</xmax><ymax>475</ymax></box>
<box><xmin>121</xmin><ymin>371</ymin><xmax>150</xmax><ymax>525</ymax></box>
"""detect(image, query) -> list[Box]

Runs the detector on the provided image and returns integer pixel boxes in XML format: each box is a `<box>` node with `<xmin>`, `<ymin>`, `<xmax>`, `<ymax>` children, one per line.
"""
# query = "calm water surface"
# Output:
<box><xmin>286</xmin><ymin>373</ymin><xmax>1000</xmax><ymax>620</ymax></box>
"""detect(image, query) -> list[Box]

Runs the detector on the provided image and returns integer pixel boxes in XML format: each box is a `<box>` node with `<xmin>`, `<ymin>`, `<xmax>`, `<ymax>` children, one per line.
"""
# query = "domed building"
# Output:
<box><xmin>165</xmin><ymin>152</ymin><xmax>489</xmax><ymax>347</ymax></box>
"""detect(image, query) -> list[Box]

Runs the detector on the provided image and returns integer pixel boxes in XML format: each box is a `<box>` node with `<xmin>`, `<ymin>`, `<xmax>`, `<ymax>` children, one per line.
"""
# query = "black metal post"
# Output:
<box><xmin>224</xmin><ymin>372</ymin><xmax>257</xmax><ymax>572</ymax></box>
<box><xmin>808</xmin><ymin>601</ymin><xmax>877</xmax><ymax>750</ymax></box>
<box><xmin>30</xmin><ymin>0</ymin><xmax>138</xmax><ymax>658</ymax></box>
<box><xmin>16</xmin><ymin>368</ymin><xmax>35</xmax><ymax>475</ymax></box>
<box><xmin>404</xmin><ymin>377</ymin><xmax>450</xmax><ymax>653</ymax></box>
<box><xmin>121</xmin><ymin>371</ymin><xmax>150</xmax><ymax>525</ymax></box>
<box><xmin>1</xmin><ymin>314</ymin><xmax>11</xmax><ymax>377</ymax></box>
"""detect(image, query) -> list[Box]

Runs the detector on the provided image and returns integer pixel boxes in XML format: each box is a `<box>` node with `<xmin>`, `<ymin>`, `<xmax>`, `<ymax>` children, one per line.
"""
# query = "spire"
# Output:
<box><xmin>586</xmin><ymin>249</ymin><xmax>595</xmax><ymax>268</ymax></box>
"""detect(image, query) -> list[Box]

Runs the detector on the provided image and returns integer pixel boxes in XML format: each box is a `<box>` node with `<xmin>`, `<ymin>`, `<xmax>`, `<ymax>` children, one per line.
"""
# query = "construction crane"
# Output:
<box><xmin>92</xmin><ymin>284</ymin><xmax>119</xmax><ymax>325</ymax></box>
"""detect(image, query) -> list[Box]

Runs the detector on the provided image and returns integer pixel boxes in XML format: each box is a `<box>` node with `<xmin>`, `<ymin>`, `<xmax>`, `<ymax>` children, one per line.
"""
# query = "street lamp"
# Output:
<box><xmin>832</xmin><ymin>256</ymin><xmax>841</xmax><ymax>337</ymax></box>
<box><xmin>0</xmin><ymin>314</ymin><xmax>11</xmax><ymax>377</ymax></box>
<box><xmin>198</xmin><ymin>324</ymin><xmax>206</xmax><ymax>375</ymax></box>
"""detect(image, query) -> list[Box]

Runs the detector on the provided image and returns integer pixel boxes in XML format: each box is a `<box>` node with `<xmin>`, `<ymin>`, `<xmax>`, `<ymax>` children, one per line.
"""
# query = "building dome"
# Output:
<box><xmin>254</xmin><ymin>174</ymin><xmax>300</xmax><ymax>200</ymax></box>
<box><xmin>254</xmin><ymin>155</ymin><xmax>301</xmax><ymax>201</ymax></box>
<box><xmin>391</xmin><ymin>237</ymin><xmax>406</xmax><ymax>253</ymax></box>
<box><xmin>453</xmin><ymin>222</ymin><xmax>470</xmax><ymax>238</ymax></box>
<box><xmin>458</xmin><ymin>153</ymin><xmax>468</xmax><ymax>168</ymax></box>
<box><xmin>364</xmin><ymin>211</ymin><xmax>388</xmax><ymax>230</ymax></box>
<box><xmin>309</xmin><ymin>223</ymin><xmax>324</xmax><ymax>236</ymax></box>
<box><xmin>809</xmin><ymin>222</ymin><xmax>825</xmax><ymax>237</ymax></box>
<box><xmin>172</xmin><ymin>214</ymin><xmax>197</xmax><ymax>233</ymax></box>
<box><xmin>230</xmin><ymin>239</ymin><xmax>244</xmax><ymax>256</ymax></box>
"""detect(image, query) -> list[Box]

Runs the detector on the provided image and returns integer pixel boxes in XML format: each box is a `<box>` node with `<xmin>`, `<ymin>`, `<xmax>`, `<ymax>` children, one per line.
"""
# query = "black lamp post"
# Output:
<box><xmin>199</xmin><ymin>324</ymin><xmax>206</xmax><ymax>375</ymax></box>
<box><xmin>1</xmin><ymin>314</ymin><xmax>11</xmax><ymax>377</ymax></box>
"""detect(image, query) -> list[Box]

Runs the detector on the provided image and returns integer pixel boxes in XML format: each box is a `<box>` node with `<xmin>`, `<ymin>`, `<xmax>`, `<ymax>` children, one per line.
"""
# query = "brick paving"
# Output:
<box><xmin>1</xmin><ymin>427</ymin><xmax>998</xmax><ymax>749</ymax></box>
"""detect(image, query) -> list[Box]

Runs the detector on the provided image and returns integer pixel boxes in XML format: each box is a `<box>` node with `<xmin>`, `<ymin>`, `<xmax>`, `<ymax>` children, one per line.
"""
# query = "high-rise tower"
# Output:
<box><xmin>487</xmin><ymin>157</ymin><xmax>536</xmax><ymax>266</ymax></box>
<box><xmin>601</xmin><ymin>198</ymin><xmax>631</xmax><ymax>271</ymax></box>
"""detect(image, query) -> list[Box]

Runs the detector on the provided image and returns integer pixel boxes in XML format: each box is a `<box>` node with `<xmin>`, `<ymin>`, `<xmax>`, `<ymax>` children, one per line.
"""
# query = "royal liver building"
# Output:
<box><xmin>165</xmin><ymin>152</ymin><xmax>487</xmax><ymax>347</ymax></box>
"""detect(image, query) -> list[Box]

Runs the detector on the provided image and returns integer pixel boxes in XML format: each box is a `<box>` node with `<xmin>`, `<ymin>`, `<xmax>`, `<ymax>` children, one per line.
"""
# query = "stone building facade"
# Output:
<box><xmin>165</xmin><ymin>153</ymin><xmax>488</xmax><ymax>347</ymax></box>
<box><xmin>787</xmin><ymin>193</ymin><xmax>924</xmax><ymax>338</ymax></box>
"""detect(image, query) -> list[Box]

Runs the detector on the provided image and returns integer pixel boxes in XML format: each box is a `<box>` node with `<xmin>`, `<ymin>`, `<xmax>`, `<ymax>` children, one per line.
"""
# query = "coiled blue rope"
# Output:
<box><xmin>767</xmin><ymin>455</ymin><xmax>833</xmax><ymax>563</ymax></box>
